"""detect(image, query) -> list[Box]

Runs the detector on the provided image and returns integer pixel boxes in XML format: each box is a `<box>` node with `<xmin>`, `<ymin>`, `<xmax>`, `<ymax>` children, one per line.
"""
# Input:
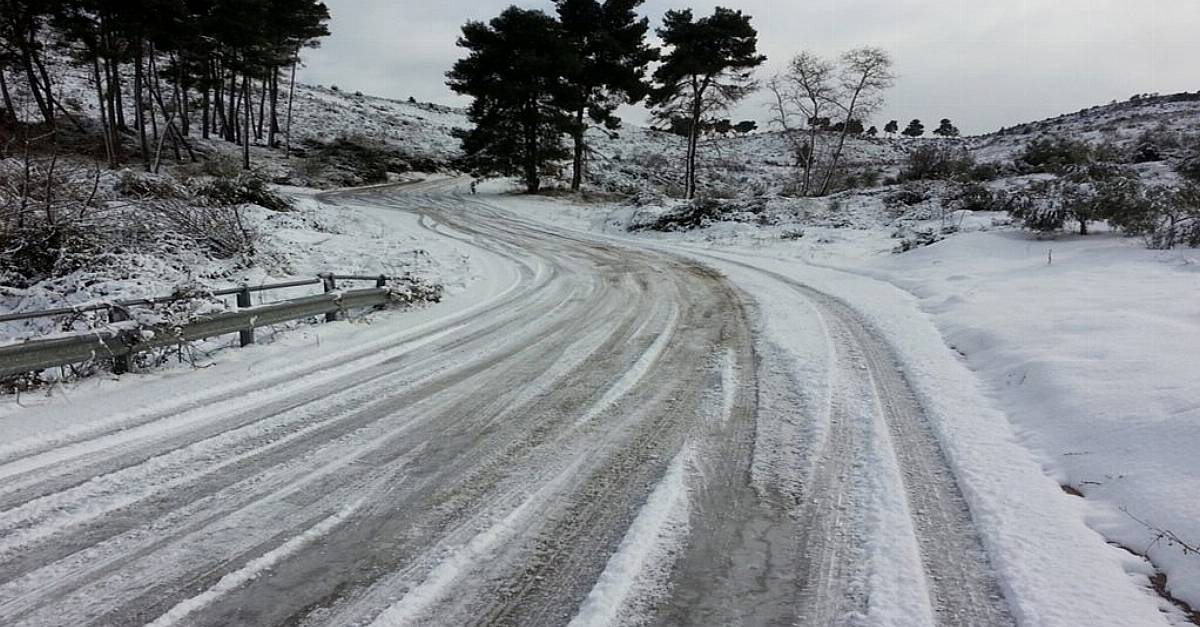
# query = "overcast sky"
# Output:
<box><xmin>298</xmin><ymin>0</ymin><xmax>1198</xmax><ymax>135</ymax></box>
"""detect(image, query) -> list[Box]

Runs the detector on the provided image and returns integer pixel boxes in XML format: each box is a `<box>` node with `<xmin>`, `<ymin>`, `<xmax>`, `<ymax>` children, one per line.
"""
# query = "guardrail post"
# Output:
<box><xmin>320</xmin><ymin>273</ymin><xmax>339</xmax><ymax>322</ymax></box>
<box><xmin>375</xmin><ymin>275</ymin><xmax>388</xmax><ymax>311</ymax></box>
<box><xmin>109</xmin><ymin>306</ymin><xmax>131</xmax><ymax>374</ymax></box>
<box><xmin>236</xmin><ymin>285</ymin><xmax>255</xmax><ymax>347</ymax></box>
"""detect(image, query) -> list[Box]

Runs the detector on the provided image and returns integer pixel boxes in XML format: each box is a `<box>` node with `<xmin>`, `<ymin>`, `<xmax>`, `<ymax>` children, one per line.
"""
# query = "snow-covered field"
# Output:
<box><xmin>491</xmin><ymin>186</ymin><xmax>1200</xmax><ymax>619</ymax></box>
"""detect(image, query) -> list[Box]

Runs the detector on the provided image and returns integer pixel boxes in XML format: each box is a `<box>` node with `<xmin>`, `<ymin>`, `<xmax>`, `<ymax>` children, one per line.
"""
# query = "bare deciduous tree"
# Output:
<box><xmin>820</xmin><ymin>47</ymin><xmax>895</xmax><ymax>195</ymax></box>
<box><xmin>767</xmin><ymin>51</ymin><xmax>836</xmax><ymax>196</ymax></box>
<box><xmin>769</xmin><ymin>47</ymin><xmax>895</xmax><ymax>197</ymax></box>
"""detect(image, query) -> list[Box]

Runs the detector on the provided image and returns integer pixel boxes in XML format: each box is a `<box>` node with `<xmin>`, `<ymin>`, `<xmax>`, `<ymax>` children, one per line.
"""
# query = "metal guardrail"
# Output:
<box><xmin>0</xmin><ymin>273</ymin><xmax>404</xmax><ymax>377</ymax></box>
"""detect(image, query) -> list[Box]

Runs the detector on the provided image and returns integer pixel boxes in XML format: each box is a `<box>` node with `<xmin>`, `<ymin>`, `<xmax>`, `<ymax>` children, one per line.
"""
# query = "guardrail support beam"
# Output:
<box><xmin>237</xmin><ymin>286</ymin><xmax>255</xmax><ymax>347</ymax></box>
<box><xmin>109</xmin><ymin>307</ymin><xmax>131</xmax><ymax>374</ymax></box>
<box><xmin>320</xmin><ymin>273</ymin><xmax>339</xmax><ymax>322</ymax></box>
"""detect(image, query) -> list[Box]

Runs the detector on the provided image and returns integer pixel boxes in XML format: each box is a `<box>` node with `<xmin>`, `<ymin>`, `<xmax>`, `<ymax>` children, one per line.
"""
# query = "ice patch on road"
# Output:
<box><xmin>568</xmin><ymin>445</ymin><xmax>692</xmax><ymax>627</ymax></box>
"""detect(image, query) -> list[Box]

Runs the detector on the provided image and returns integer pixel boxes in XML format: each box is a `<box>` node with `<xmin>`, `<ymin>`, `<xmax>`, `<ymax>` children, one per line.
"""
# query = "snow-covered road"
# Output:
<box><xmin>0</xmin><ymin>180</ymin><xmax>1173</xmax><ymax>625</ymax></box>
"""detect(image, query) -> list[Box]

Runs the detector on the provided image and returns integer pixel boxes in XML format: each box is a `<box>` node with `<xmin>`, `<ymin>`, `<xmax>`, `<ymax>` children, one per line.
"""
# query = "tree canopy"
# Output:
<box><xmin>902</xmin><ymin>119</ymin><xmax>925</xmax><ymax>137</ymax></box>
<box><xmin>934</xmin><ymin>118</ymin><xmax>961</xmax><ymax>137</ymax></box>
<box><xmin>0</xmin><ymin>0</ymin><xmax>330</xmax><ymax>169</ymax></box>
<box><xmin>555</xmin><ymin>0</ymin><xmax>657</xmax><ymax>191</ymax></box>
<box><xmin>447</xmin><ymin>7</ymin><xmax>572</xmax><ymax>193</ymax></box>
<box><xmin>649</xmin><ymin>7</ymin><xmax>765</xmax><ymax>199</ymax></box>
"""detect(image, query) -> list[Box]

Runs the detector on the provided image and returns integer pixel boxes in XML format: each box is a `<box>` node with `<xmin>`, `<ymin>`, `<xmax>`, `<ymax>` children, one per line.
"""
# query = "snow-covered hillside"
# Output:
<box><xmin>585</xmin><ymin>126</ymin><xmax>906</xmax><ymax>196</ymax></box>
<box><xmin>970</xmin><ymin>93</ymin><xmax>1200</xmax><ymax>165</ymax></box>
<box><xmin>290</xmin><ymin>86</ymin><xmax>462</xmax><ymax>163</ymax></box>
<box><xmin>1</xmin><ymin>64</ymin><xmax>477</xmax><ymax>372</ymax></box>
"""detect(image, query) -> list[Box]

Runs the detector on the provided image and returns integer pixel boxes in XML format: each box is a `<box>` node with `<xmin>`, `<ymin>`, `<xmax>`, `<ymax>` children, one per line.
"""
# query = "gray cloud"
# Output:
<box><xmin>299</xmin><ymin>0</ymin><xmax>1199</xmax><ymax>135</ymax></box>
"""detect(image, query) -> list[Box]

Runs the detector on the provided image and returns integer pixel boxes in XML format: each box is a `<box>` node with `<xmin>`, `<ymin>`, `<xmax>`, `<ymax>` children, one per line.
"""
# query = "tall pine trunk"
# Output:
<box><xmin>268</xmin><ymin>69</ymin><xmax>279</xmax><ymax>147</ymax></box>
<box><xmin>685</xmin><ymin>96</ymin><xmax>702</xmax><ymax>200</ymax></box>
<box><xmin>284</xmin><ymin>55</ymin><xmax>298</xmax><ymax>155</ymax></box>
<box><xmin>213</xmin><ymin>62</ymin><xmax>227</xmax><ymax>138</ymax></box>
<box><xmin>242</xmin><ymin>75</ymin><xmax>251</xmax><ymax>170</ymax></box>
<box><xmin>0</xmin><ymin>69</ymin><xmax>15</xmax><ymax>125</ymax></box>
<box><xmin>201</xmin><ymin>75</ymin><xmax>210</xmax><ymax>139</ymax></box>
<box><xmin>570</xmin><ymin>108</ymin><xmax>584</xmax><ymax>192</ymax></box>
<box><xmin>32</xmin><ymin>52</ymin><xmax>56</xmax><ymax>124</ymax></box>
<box><xmin>177</xmin><ymin>59</ymin><xmax>189</xmax><ymax>136</ymax></box>
<box><xmin>148</xmin><ymin>52</ymin><xmax>182</xmax><ymax>163</ymax></box>
<box><xmin>112</xmin><ymin>60</ymin><xmax>127</xmax><ymax>131</ymax></box>
<box><xmin>133</xmin><ymin>49</ymin><xmax>150</xmax><ymax>170</ymax></box>
<box><xmin>102</xmin><ymin>57</ymin><xmax>121</xmax><ymax>163</ymax></box>
<box><xmin>226</xmin><ymin>71</ymin><xmax>237</xmax><ymax>142</ymax></box>
<box><xmin>255</xmin><ymin>77</ymin><xmax>266</xmax><ymax>140</ymax></box>
<box><xmin>105</xmin><ymin>62</ymin><xmax>122</xmax><ymax>164</ymax></box>
<box><xmin>90</xmin><ymin>55</ymin><xmax>114</xmax><ymax>167</ymax></box>
<box><xmin>21</xmin><ymin>50</ymin><xmax>53</xmax><ymax>127</ymax></box>
<box><xmin>523</xmin><ymin>100</ymin><xmax>540</xmax><ymax>194</ymax></box>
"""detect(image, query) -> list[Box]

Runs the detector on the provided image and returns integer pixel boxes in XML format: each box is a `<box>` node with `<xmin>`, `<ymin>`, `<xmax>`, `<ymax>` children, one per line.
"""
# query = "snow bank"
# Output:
<box><xmin>854</xmin><ymin>231</ymin><xmax>1200</xmax><ymax>610</ymax></box>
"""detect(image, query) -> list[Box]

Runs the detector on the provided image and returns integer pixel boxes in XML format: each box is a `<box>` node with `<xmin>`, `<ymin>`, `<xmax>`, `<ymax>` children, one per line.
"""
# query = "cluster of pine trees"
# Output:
<box><xmin>878</xmin><ymin>118</ymin><xmax>960</xmax><ymax>138</ymax></box>
<box><xmin>448</xmin><ymin>1</ymin><xmax>765</xmax><ymax>197</ymax></box>
<box><xmin>0</xmin><ymin>0</ymin><xmax>330</xmax><ymax>171</ymax></box>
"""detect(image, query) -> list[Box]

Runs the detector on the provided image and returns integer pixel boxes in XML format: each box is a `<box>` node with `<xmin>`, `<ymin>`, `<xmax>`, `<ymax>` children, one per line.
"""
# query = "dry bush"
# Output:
<box><xmin>148</xmin><ymin>200</ymin><xmax>258</xmax><ymax>259</ymax></box>
<box><xmin>0</xmin><ymin>152</ymin><xmax>108</xmax><ymax>285</ymax></box>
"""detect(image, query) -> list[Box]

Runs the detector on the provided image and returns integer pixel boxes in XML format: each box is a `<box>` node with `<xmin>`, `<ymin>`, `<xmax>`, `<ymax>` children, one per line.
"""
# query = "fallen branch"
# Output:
<box><xmin>1122</xmin><ymin>507</ymin><xmax>1200</xmax><ymax>558</ymax></box>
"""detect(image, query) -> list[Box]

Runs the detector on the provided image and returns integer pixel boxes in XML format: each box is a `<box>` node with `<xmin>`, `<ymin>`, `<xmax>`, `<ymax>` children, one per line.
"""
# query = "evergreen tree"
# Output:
<box><xmin>933</xmin><ymin>117</ymin><xmax>960</xmax><ymax>137</ymax></box>
<box><xmin>902</xmin><ymin>119</ymin><xmax>925</xmax><ymax>137</ymax></box>
<box><xmin>733</xmin><ymin>120</ymin><xmax>757</xmax><ymax>134</ymax></box>
<box><xmin>648</xmin><ymin>7</ymin><xmax>765</xmax><ymax>199</ymax></box>
<box><xmin>884</xmin><ymin>119</ymin><xmax>899</xmax><ymax>136</ymax></box>
<box><xmin>447</xmin><ymin>7</ymin><xmax>571</xmax><ymax>193</ymax></box>
<box><xmin>0</xmin><ymin>0</ymin><xmax>57</xmax><ymax>127</ymax></box>
<box><xmin>9</xmin><ymin>0</ymin><xmax>328</xmax><ymax>170</ymax></box>
<box><xmin>866</xmin><ymin>125</ymin><xmax>878</xmax><ymax>137</ymax></box>
<box><xmin>555</xmin><ymin>0</ymin><xmax>657</xmax><ymax>191</ymax></box>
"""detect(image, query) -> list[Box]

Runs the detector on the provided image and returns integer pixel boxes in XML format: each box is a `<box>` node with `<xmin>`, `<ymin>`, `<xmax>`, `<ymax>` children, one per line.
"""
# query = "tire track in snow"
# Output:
<box><xmin>567</xmin><ymin>446</ymin><xmax>692</xmax><ymax>627</ymax></box>
<box><xmin>144</xmin><ymin>497</ymin><xmax>369</xmax><ymax>627</ymax></box>
<box><xmin>0</xmin><ymin>281</ymin><xmax>595</xmax><ymax>572</ymax></box>
<box><xmin>677</xmin><ymin>251</ymin><xmax>1014</xmax><ymax>626</ymax></box>
<box><xmin>0</xmin><ymin>180</ymin><xmax>763</xmax><ymax>627</ymax></box>
<box><xmin>2</xmin><ymin>279</ymin><xmax>638</xmax><ymax>624</ymax></box>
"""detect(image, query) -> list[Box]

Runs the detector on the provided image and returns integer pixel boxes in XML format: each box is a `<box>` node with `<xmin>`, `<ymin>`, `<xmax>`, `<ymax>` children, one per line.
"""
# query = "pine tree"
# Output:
<box><xmin>902</xmin><ymin>119</ymin><xmax>925</xmax><ymax>137</ymax></box>
<box><xmin>0</xmin><ymin>0</ymin><xmax>328</xmax><ymax>172</ymax></box>
<box><xmin>0</xmin><ymin>0</ymin><xmax>57</xmax><ymax>127</ymax></box>
<box><xmin>555</xmin><ymin>0</ymin><xmax>657</xmax><ymax>192</ymax></box>
<box><xmin>933</xmin><ymin>118</ymin><xmax>960</xmax><ymax>137</ymax></box>
<box><xmin>447</xmin><ymin>7</ymin><xmax>572</xmax><ymax>193</ymax></box>
<box><xmin>884</xmin><ymin>119</ymin><xmax>899</xmax><ymax>137</ymax></box>
<box><xmin>649</xmin><ymin>7</ymin><xmax>765</xmax><ymax>199</ymax></box>
<box><xmin>733</xmin><ymin>120</ymin><xmax>757</xmax><ymax>134</ymax></box>
<box><xmin>866</xmin><ymin>125</ymin><xmax>878</xmax><ymax>137</ymax></box>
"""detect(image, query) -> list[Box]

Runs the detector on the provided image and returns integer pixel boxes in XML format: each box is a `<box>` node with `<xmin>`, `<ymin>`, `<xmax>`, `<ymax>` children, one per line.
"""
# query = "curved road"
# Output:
<box><xmin>0</xmin><ymin>179</ymin><xmax>1010</xmax><ymax>626</ymax></box>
